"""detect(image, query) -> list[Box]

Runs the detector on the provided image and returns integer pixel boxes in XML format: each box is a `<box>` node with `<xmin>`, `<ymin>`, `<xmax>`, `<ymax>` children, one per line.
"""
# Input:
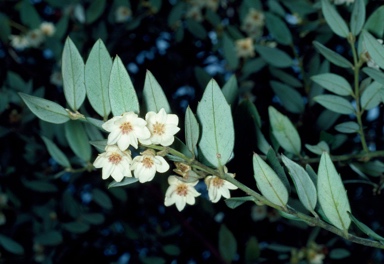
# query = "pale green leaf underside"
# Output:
<box><xmin>197</xmin><ymin>79</ymin><xmax>234</xmax><ymax>168</ymax></box>
<box><xmin>305</xmin><ymin>141</ymin><xmax>329</xmax><ymax>155</ymax></box>
<box><xmin>253</xmin><ymin>153</ymin><xmax>288</xmax><ymax>207</ymax></box>
<box><xmin>314</xmin><ymin>95</ymin><xmax>354</xmax><ymax>114</ymax></box>
<box><xmin>361</xmin><ymin>81</ymin><xmax>383</xmax><ymax>110</ymax></box>
<box><xmin>62</xmin><ymin>37</ymin><xmax>86</xmax><ymax>111</ymax></box>
<box><xmin>143</xmin><ymin>70</ymin><xmax>170</xmax><ymax>113</ymax></box>
<box><xmin>184</xmin><ymin>106</ymin><xmax>199</xmax><ymax>156</ymax></box>
<box><xmin>41</xmin><ymin>136</ymin><xmax>71</xmax><ymax>168</ymax></box>
<box><xmin>19</xmin><ymin>93</ymin><xmax>70</xmax><ymax>124</ymax></box>
<box><xmin>317</xmin><ymin>152</ymin><xmax>351</xmax><ymax>230</ymax></box>
<box><xmin>363</xmin><ymin>30</ymin><xmax>384</xmax><ymax>69</ymax></box>
<box><xmin>313</xmin><ymin>41</ymin><xmax>352</xmax><ymax>68</ymax></box>
<box><xmin>65</xmin><ymin>121</ymin><xmax>91</xmax><ymax>162</ymax></box>
<box><xmin>350</xmin><ymin>0</ymin><xmax>365</xmax><ymax>36</ymax></box>
<box><xmin>321</xmin><ymin>0</ymin><xmax>349</xmax><ymax>38</ymax></box>
<box><xmin>335</xmin><ymin>121</ymin><xmax>359</xmax><ymax>133</ymax></box>
<box><xmin>311</xmin><ymin>73</ymin><xmax>353</xmax><ymax>96</ymax></box>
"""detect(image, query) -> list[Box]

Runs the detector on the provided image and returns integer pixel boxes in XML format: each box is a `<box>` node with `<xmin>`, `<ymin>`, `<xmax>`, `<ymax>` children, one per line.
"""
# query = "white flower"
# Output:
<box><xmin>102</xmin><ymin>112</ymin><xmax>151</xmax><ymax>151</ymax></box>
<box><xmin>235</xmin><ymin>38</ymin><xmax>255</xmax><ymax>59</ymax></box>
<box><xmin>140</xmin><ymin>108</ymin><xmax>180</xmax><ymax>146</ymax></box>
<box><xmin>40</xmin><ymin>22</ymin><xmax>55</xmax><ymax>36</ymax></box>
<box><xmin>93</xmin><ymin>145</ymin><xmax>133</xmax><ymax>182</ymax></box>
<box><xmin>241</xmin><ymin>8</ymin><xmax>265</xmax><ymax>38</ymax></box>
<box><xmin>9</xmin><ymin>35</ymin><xmax>29</xmax><ymax>50</ymax></box>
<box><xmin>131</xmin><ymin>149</ymin><xmax>170</xmax><ymax>183</ymax></box>
<box><xmin>115</xmin><ymin>6</ymin><xmax>132</xmax><ymax>23</ymax></box>
<box><xmin>164</xmin><ymin>176</ymin><xmax>200</xmax><ymax>211</ymax></box>
<box><xmin>26</xmin><ymin>29</ymin><xmax>45</xmax><ymax>48</ymax></box>
<box><xmin>204</xmin><ymin>167</ymin><xmax>238</xmax><ymax>203</ymax></box>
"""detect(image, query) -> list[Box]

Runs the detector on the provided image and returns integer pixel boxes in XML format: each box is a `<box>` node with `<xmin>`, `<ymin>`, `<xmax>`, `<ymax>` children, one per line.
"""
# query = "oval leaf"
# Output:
<box><xmin>321</xmin><ymin>0</ymin><xmax>349</xmax><ymax>38</ymax></box>
<box><xmin>364</xmin><ymin>6</ymin><xmax>384</xmax><ymax>37</ymax></box>
<box><xmin>253</xmin><ymin>153</ymin><xmax>289</xmax><ymax>207</ymax></box>
<box><xmin>219</xmin><ymin>225</ymin><xmax>237</xmax><ymax>263</ymax></box>
<box><xmin>255</xmin><ymin>45</ymin><xmax>293</xmax><ymax>68</ymax></box>
<box><xmin>62</xmin><ymin>37</ymin><xmax>86</xmax><ymax>111</ymax></box>
<box><xmin>41</xmin><ymin>136</ymin><xmax>71</xmax><ymax>168</ymax></box>
<box><xmin>92</xmin><ymin>188</ymin><xmax>113</xmax><ymax>210</ymax></box>
<box><xmin>19</xmin><ymin>93</ymin><xmax>70</xmax><ymax>124</ymax></box>
<box><xmin>62</xmin><ymin>222</ymin><xmax>90</xmax><ymax>234</ymax></box>
<box><xmin>363</xmin><ymin>30</ymin><xmax>384</xmax><ymax>69</ymax></box>
<box><xmin>268</xmin><ymin>106</ymin><xmax>301</xmax><ymax>156</ymax></box>
<box><xmin>108</xmin><ymin>177</ymin><xmax>138</xmax><ymax>188</ymax></box>
<box><xmin>270</xmin><ymin>81</ymin><xmax>304</xmax><ymax>113</ymax></box>
<box><xmin>317</xmin><ymin>152</ymin><xmax>351</xmax><ymax>230</ymax></box>
<box><xmin>223</xmin><ymin>33</ymin><xmax>239</xmax><ymax>70</ymax></box>
<box><xmin>64</xmin><ymin>121</ymin><xmax>91</xmax><ymax>162</ymax></box>
<box><xmin>350</xmin><ymin>0</ymin><xmax>365</xmax><ymax>36</ymax></box>
<box><xmin>0</xmin><ymin>235</ymin><xmax>24</xmax><ymax>255</ymax></box>
<box><xmin>305</xmin><ymin>141</ymin><xmax>330</xmax><ymax>155</ymax></box>
<box><xmin>314</xmin><ymin>95</ymin><xmax>354</xmax><ymax>114</ymax></box>
<box><xmin>34</xmin><ymin>231</ymin><xmax>63</xmax><ymax>246</ymax></box>
<box><xmin>361</xmin><ymin>81</ymin><xmax>383</xmax><ymax>110</ymax></box>
<box><xmin>313</xmin><ymin>41</ymin><xmax>353</xmax><ymax>68</ymax></box>
<box><xmin>143</xmin><ymin>70</ymin><xmax>170</xmax><ymax>113</ymax></box>
<box><xmin>197</xmin><ymin>79</ymin><xmax>234</xmax><ymax>167</ymax></box>
<box><xmin>185</xmin><ymin>106</ymin><xmax>199</xmax><ymax>157</ymax></box>
<box><xmin>348</xmin><ymin>212</ymin><xmax>384</xmax><ymax>242</ymax></box>
<box><xmin>109</xmin><ymin>56</ymin><xmax>139</xmax><ymax>116</ymax></box>
<box><xmin>225</xmin><ymin>196</ymin><xmax>254</xmax><ymax>209</ymax></box>
<box><xmin>335</xmin><ymin>121</ymin><xmax>359</xmax><ymax>133</ymax></box>
<box><xmin>222</xmin><ymin>75</ymin><xmax>238</xmax><ymax>105</ymax></box>
<box><xmin>282</xmin><ymin>155</ymin><xmax>317</xmax><ymax>212</ymax></box>
<box><xmin>85</xmin><ymin>39</ymin><xmax>112</xmax><ymax>118</ymax></box>
<box><xmin>311</xmin><ymin>73</ymin><xmax>353</xmax><ymax>96</ymax></box>
<box><xmin>265</xmin><ymin>12</ymin><xmax>292</xmax><ymax>45</ymax></box>
<box><xmin>362</xmin><ymin>67</ymin><xmax>384</xmax><ymax>86</ymax></box>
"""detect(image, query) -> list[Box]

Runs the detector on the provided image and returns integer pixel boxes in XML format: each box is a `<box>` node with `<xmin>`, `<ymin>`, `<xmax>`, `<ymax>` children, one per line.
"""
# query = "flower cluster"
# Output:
<box><xmin>235</xmin><ymin>38</ymin><xmax>255</xmax><ymax>59</ymax></box>
<box><xmin>93</xmin><ymin>108</ymin><xmax>238</xmax><ymax>211</ymax></box>
<box><xmin>93</xmin><ymin>108</ymin><xmax>179</xmax><ymax>183</ymax></box>
<box><xmin>9</xmin><ymin>22</ymin><xmax>55</xmax><ymax>50</ymax></box>
<box><xmin>241</xmin><ymin>8</ymin><xmax>265</xmax><ymax>39</ymax></box>
<box><xmin>185</xmin><ymin>0</ymin><xmax>220</xmax><ymax>22</ymax></box>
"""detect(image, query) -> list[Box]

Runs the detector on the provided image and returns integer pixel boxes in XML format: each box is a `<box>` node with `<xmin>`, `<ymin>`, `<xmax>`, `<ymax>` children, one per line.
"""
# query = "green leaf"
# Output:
<box><xmin>86</xmin><ymin>0</ymin><xmax>106</xmax><ymax>24</ymax></box>
<box><xmin>317</xmin><ymin>152</ymin><xmax>351</xmax><ymax>230</ymax></box>
<box><xmin>23</xmin><ymin>180</ymin><xmax>58</xmax><ymax>192</ymax></box>
<box><xmin>34</xmin><ymin>231</ymin><xmax>63</xmax><ymax>246</ymax></box>
<box><xmin>305</xmin><ymin>141</ymin><xmax>329</xmax><ymax>155</ymax></box>
<box><xmin>19</xmin><ymin>93</ymin><xmax>69</xmax><ymax>124</ymax></box>
<box><xmin>109</xmin><ymin>55</ymin><xmax>139</xmax><ymax>115</ymax></box>
<box><xmin>85</xmin><ymin>39</ymin><xmax>112</xmax><ymax>118</ymax></box>
<box><xmin>162</xmin><ymin>244</ymin><xmax>180</xmax><ymax>256</ymax></box>
<box><xmin>265</xmin><ymin>12</ymin><xmax>292</xmax><ymax>45</ymax></box>
<box><xmin>335</xmin><ymin>121</ymin><xmax>359</xmax><ymax>133</ymax></box>
<box><xmin>225</xmin><ymin>196</ymin><xmax>254</xmax><ymax>209</ymax></box>
<box><xmin>268</xmin><ymin>106</ymin><xmax>301</xmax><ymax>156</ymax></box>
<box><xmin>62</xmin><ymin>222</ymin><xmax>90</xmax><ymax>233</ymax></box>
<box><xmin>270</xmin><ymin>81</ymin><xmax>304</xmax><ymax>113</ymax></box>
<box><xmin>245</xmin><ymin>237</ymin><xmax>260</xmax><ymax>263</ymax></box>
<box><xmin>41</xmin><ymin>136</ymin><xmax>71</xmax><ymax>168</ymax></box>
<box><xmin>218</xmin><ymin>225</ymin><xmax>237</xmax><ymax>263</ymax></box>
<box><xmin>184</xmin><ymin>106</ymin><xmax>199</xmax><ymax>156</ymax></box>
<box><xmin>81</xmin><ymin>213</ymin><xmax>105</xmax><ymax>225</ymax></box>
<box><xmin>168</xmin><ymin>2</ymin><xmax>186</xmax><ymax>27</ymax></box>
<box><xmin>222</xmin><ymin>75</ymin><xmax>238</xmax><ymax>105</ymax></box>
<box><xmin>350</xmin><ymin>0</ymin><xmax>365</xmax><ymax>36</ymax></box>
<box><xmin>0</xmin><ymin>13</ymin><xmax>11</xmax><ymax>43</ymax></box>
<box><xmin>108</xmin><ymin>177</ymin><xmax>138</xmax><ymax>188</ymax></box>
<box><xmin>186</xmin><ymin>18</ymin><xmax>207</xmax><ymax>39</ymax></box>
<box><xmin>255</xmin><ymin>45</ymin><xmax>293</xmax><ymax>68</ymax></box>
<box><xmin>314</xmin><ymin>95</ymin><xmax>354</xmax><ymax>115</ymax></box>
<box><xmin>242</xmin><ymin>58</ymin><xmax>266</xmax><ymax>78</ymax></box>
<box><xmin>311</xmin><ymin>73</ymin><xmax>353</xmax><ymax>96</ymax></box>
<box><xmin>90</xmin><ymin>140</ymin><xmax>107</xmax><ymax>152</ymax></box>
<box><xmin>143</xmin><ymin>70</ymin><xmax>170</xmax><ymax>113</ymax></box>
<box><xmin>0</xmin><ymin>235</ymin><xmax>24</xmax><ymax>255</ymax></box>
<box><xmin>313</xmin><ymin>41</ymin><xmax>353</xmax><ymax>68</ymax></box>
<box><xmin>363</xmin><ymin>30</ymin><xmax>384</xmax><ymax>69</ymax></box>
<box><xmin>223</xmin><ymin>33</ymin><xmax>239</xmax><ymax>70</ymax></box>
<box><xmin>348</xmin><ymin>212</ymin><xmax>384</xmax><ymax>242</ymax></box>
<box><xmin>266</xmin><ymin>148</ymin><xmax>290</xmax><ymax>194</ymax></box>
<box><xmin>197</xmin><ymin>79</ymin><xmax>234</xmax><ymax>167</ymax></box>
<box><xmin>54</xmin><ymin>15</ymin><xmax>69</xmax><ymax>39</ymax></box>
<box><xmin>361</xmin><ymin>81</ymin><xmax>383</xmax><ymax>110</ymax></box>
<box><xmin>92</xmin><ymin>189</ymin><xmax>113</xmax><ymax>210</ymax></box>
<box><xmin>321</xmin><ymin>0</ymin><xmax>349</xmax><ymax>38</ymax></box>
<box><xmin>329</xmin><ymin>248</ymin><xmax>351</xmax><ymax>259</ymax></box>
<box><xmin>364</xmin><ymin>6</ymin><xmax>384</xmax><ymax>37</ymax></box>
<box><xmin>270</xmin><ymin>68</ymin><xmax>302</xmax><ymax>88</ymax></box>
<box><xmin>253</xmin><ymin>153</ymin><xmax>289</xmax><ymax>207</ymax></box>
<box><xmin>140</xmin><ymin>257</ymin><xmax>166</xmax><ymax>264</ymax></box>
<box><xmin>65</xmin><ymin>121</ymin><xmax>91</xmax><ymax>161</ymax></box>
<box><xmin>20</xmin><ymin>0</ymin><xmax>41</xmax><ymax>28</ymax></box>
<box><xmin>282</xmin><ymin>155</ymin><xmax>317</xmax><ymax>213</ymax></box>
<box><xmin>62</xmin><ymin>38</ymin><xmax>86</xmax><ymax>111</ymax></box>
<box><xmin>362</xmin><ymin>67</ymin><xmax>384</xmax><ymax>86</ymax></box>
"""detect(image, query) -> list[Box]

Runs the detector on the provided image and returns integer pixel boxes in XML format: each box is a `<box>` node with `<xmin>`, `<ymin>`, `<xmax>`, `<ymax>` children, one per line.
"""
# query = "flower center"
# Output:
<box><xmin>120</xmin><ymin>122</ymin><xmax>133</xmax><ymax>134</ymax></box>
<box><xmin>108</xmin><ymin>153</ymin><xmax>122</xmax><ymax>165</ymax></box>
<box><xmin>142</xmin><ymin>156</ymin><xmax>154</xmax><ymax>168</ymax></box>
<box><xmin>212</xmin><ymin>177</ymin><xmax>224</xmax><ymax>188</ymax></box>
<box><xmin>153</xmin><ymin>122</ymin><xmax>165</xmax><ymax>135</ymax></box>
<box><xmin>176</xmin><ymin>184</ymin><xmax>188</xmax><ymax>196</ymax></box>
